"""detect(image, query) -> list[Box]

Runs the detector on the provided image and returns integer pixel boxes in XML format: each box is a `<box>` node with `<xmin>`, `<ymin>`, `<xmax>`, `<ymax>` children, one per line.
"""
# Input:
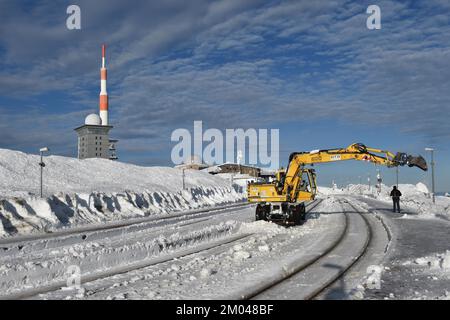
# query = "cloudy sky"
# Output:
<box><xmin>0</xmin><ymin>0</ymin><xmax>449</xmax><ymax>190</ymax></box>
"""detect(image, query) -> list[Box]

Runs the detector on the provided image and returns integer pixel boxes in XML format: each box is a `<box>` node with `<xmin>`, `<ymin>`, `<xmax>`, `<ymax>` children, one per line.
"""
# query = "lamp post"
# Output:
<box><xmin>237</xmin><ymin>150</ymin><xmax>243</xmax><ymax>174</ymax></box>
<box><xmin>39</xmin><ymin>147</ymin><xmax>50</xmax><ymax>198</ymax></box>
<box><xmin>182</xmin><ymin>168</ymin><xmax>186</xmax><ymax>190</ymax></box>
<box><xmin>396</xmin><ymin>166</ymin><xmax>399</xmax><ymax>187</ymax></box>
<box><xmin>376</xmin><ymin>169</ymin><xmax>382</xmax><ymax>195</ymax></box>
<box><xmin>425</xmin><ymin>148</ymin><xmax>435</xmax><ymax>203</ymax></box>
<box><xmin>359</xmin><ymin>176</ymin><xmax>362</xmax><ymax>195</ymax></box>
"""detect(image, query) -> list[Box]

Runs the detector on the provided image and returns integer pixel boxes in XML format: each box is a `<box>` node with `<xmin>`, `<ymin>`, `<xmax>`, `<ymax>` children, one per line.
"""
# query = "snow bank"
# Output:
<box><xmin>0</xmin><ymin>149</ymin><xmax>238</xmax><ymax>196</ymax></box>
<box><xmin>402</xmin><ymin>251</ymin><xmax>450</xmax><ymax>276</ymax></box>
<box><xmin>319</xmin><ymin>181</ymin><xmax>450</xmax><ymax>218</ymax></box>
<box><xmin>368</xmin><ymin>183</ymin><xmax>450</xmax><ymax>218</ymax></box>
<box><xmin>0</xmin><ymin>149</ymin><xmax>245</xmax><ymax>238</ymax></box>
<box><xmin>317</xmin><ymin>186</ymin><xmax>345</xmax><ymax>196</ymax></box>
<box><xmin>213</xmin><ymin>173</ymin><xmax>258</xmax><ymax>192</ymax></box>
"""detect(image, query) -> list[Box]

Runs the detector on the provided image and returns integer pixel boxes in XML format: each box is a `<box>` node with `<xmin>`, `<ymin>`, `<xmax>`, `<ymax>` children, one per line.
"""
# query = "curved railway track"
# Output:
<box><xmin>306</xmin><ymin>201</ymin><xmax>373</xmax><ymax>299</ymax></box>
<box><xmin>248</xmin><ymin>198</ymin><xmax>375</xmax><ymax>300</ymax></box>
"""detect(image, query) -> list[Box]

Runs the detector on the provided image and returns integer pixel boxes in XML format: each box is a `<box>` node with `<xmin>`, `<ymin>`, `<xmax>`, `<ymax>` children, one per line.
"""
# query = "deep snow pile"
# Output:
<box><xmin>0</xmin><ymin>149</ymin><xmax>239</xmax><ymax>197</ymax></box>
<box><xmin>399</xmin><ymin>251</ymin><xmax>450</xmax><ymax>300</ymax></box>
<box><xmin>0</xmin><ymin>149</ymin><xmax>245</xmax><ymax>237</ymax></box>
<box><xmin>213</xmin><ymin>173</ymin><xmax>257</xmax><ymax>192</ymax></box>
<box><xmin>374</xmin><ymin>183</ymin><xmax>450</xmax><ymax>218</ymax></box>
<box><xmin>317</xmin><ymin>186</ymin><xmax>345</xmax><ymax>196</ymax></box>
<box><xmin>319</xmin><ymin>182</ymin><xmax>450</xmax><ymax>218</ymax></box>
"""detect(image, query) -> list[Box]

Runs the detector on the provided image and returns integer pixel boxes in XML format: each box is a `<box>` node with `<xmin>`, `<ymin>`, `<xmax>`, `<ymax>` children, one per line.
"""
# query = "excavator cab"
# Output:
<box><xmin>248</xmin><ymin>168</ymin><xmax>316</xmax><ymax>204</ymax></box>
<box><xmin>294</xmin><ymin>168</ymin><xmax>317</xmax><ymax>202</ymax></box>
<box><xmin>251</xmin><ymin>168</ymin><xmax>316</xmax><ymax>226</ymax></box>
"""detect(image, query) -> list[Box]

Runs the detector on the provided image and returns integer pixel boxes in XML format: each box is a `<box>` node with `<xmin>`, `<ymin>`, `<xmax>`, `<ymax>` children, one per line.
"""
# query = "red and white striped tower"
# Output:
<box><xmin>99</xmin><ymin>44</ymin><xmax>109</xmax><ymax>125</ymax></box>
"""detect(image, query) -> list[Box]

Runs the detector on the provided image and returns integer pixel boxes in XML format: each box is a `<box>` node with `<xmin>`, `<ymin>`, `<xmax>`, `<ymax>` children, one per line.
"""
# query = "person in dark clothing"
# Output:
<box><xmin>390</xmin><ymin>186</ymin><xmax>402</xmax><ymax>213</ymax></box>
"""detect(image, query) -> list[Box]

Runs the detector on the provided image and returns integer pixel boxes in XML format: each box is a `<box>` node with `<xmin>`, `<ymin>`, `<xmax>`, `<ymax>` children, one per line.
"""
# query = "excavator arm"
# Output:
<box><xmin>282</xmin><ymin>143</ymin><xmax>427</xmax><ymax>193</ymax></box>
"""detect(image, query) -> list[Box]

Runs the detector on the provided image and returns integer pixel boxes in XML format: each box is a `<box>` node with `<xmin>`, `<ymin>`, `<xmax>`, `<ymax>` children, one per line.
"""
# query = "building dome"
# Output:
<box><xmin>85</xmin><ymin>113</ymin><xmax>102</xmax><ymax>125</ymax></box>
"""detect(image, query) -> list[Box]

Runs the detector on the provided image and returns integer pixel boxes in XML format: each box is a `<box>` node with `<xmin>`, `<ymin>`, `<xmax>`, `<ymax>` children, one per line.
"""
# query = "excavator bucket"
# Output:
<box><xmin>393</xmin><ymin>153</ymin><xmax>428</xmax><ymax>171</ymax></box>
<box><xmin>406</xmin><ymin>155</ymin><xmax>428</xmax><ymax>171</ymax></box>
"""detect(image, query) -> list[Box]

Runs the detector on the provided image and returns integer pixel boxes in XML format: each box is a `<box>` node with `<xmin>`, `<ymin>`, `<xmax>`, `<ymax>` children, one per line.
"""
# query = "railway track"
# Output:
<box><xmin>304</xmin><ymin>198</ymin><xmax>324</xmax><ymax>219</ymax></box>
<box><xmin>0</xmin><ymin>201</ymin><xmax>253</xmax><ymax>255</ymax></box>
<box><xmin>2</xmin><ymin>233</ymin><xmax>253</xmax><ymax>300</ymax></box>
<box><xmin>306</xmin><ymin>201</ymin><xmax>373</xmax><ymax>299</ymax></box>
<box><xmin>247</xmin><ymin>198</ymin><xmax>374</xmax><ymax>300</ymax></box>
<box><xmin>1</xmin><ymin>199</ymin><xmax>321</xmax><ymax>256</ymax></box>
<box><xmin>1</xmin><ymin>198</ymin><xmax>324</xmax><ymax>300</ymax></box>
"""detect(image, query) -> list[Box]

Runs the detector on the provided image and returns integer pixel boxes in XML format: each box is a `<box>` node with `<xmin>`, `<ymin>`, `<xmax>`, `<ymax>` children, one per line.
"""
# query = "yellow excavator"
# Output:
<box><xmin>248</xmin><ymin>143</ymin><xmax>427</xmax><ymax>225</ymax></box>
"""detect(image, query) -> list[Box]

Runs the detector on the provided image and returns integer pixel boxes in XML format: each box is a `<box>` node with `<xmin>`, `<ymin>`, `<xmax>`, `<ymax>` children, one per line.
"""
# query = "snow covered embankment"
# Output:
<box><xmin>0</xmin><ymin>149</ymin><xmax>245</xmax><ymax>238</ymax></box>
<box><xmin>318</xmin><ymin>183</ymin><xmax>450</xmax><ymax>218</ymax></box>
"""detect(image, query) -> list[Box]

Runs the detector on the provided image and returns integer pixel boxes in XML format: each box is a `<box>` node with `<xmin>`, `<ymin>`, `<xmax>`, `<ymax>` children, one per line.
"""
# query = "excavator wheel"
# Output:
<box><xmin>255</xmin><ymin>204</ymin><xmax>266</xmax><ymax>221</ymax></box>
<box><xmin>291</xmin><ymin>203</ymin><xmax>306</xmax><ymax>226</ymax></box>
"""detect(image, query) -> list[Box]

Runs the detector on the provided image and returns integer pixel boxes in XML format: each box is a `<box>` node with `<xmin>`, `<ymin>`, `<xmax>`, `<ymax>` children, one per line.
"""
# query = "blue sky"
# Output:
<box><xmin>0</xmin><ymin>0</ymin><xmax>449</xmax><ymax>191</ymax></box>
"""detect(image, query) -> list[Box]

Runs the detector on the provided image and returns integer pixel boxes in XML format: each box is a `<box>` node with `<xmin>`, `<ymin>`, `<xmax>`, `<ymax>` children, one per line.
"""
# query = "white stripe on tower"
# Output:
<box><xmin>99</xmin><ymin>44</ymin><xmax>108</xmax><ymax>126</ymax></box>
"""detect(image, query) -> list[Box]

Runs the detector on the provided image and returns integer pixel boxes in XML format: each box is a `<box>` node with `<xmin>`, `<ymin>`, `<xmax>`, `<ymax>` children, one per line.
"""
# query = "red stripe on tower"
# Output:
<box><xmin>99</xmin><ymin>44</ymin><xmax>108</xmax><ymax>125</ymax></box>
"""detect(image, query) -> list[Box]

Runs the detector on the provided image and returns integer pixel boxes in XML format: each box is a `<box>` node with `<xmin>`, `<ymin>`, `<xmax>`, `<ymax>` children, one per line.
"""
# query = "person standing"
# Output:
<box><xmin>390</xmin><ymin>186</ymin><xmax>402</xmax><ymax>213</ymax></box>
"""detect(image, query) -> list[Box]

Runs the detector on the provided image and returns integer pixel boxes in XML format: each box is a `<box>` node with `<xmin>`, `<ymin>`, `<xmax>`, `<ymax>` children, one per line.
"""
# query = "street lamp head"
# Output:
<box><xmin>425</xmin><ymin>147</ymin><xmax>434</xmax><ymax>151</ymax></box>
<box><xmin>39</xmin><ymin>147</ymin><xmax>49</xmax><ymax>153</ymax></box>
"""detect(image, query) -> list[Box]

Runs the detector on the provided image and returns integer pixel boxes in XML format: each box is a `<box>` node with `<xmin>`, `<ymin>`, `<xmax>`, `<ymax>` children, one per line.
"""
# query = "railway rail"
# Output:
<box><xmin>247</xmin><ymin>198</ymin><xmax>374</xmax><ymax>300</ymax></box>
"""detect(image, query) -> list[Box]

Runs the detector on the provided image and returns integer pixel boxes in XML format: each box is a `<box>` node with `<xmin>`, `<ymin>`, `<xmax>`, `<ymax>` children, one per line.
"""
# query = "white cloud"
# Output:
<box><xmin>0</xmin><ymin>0</ymin><xmax>449</xmax><ymax>162</ymax></box>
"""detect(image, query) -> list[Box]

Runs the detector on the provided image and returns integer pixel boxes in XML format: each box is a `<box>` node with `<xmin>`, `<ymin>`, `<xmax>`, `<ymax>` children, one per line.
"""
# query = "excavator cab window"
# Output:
<box><xmin>308</xmin><ymin>170</ymin><xmax>317</xmax><ymax>195</ymax></box>
<box><xmin>276</xmin><ymin>170</ymin><xmax>286</xmax><ymax>182</ymax></box>
<box><xmin>274</xmin><ymin>170</ymin><xmax>286</xmax><ymax>194</ymax></box>
<box><xmin>298</xmin><ymin>171</ymin><xmax>312</xmax><ymax>192</ymax></box>
<box><xmin>298</xmin><ymin>169</ymin><xmax>317</xmax><ymax>191</ymax></box>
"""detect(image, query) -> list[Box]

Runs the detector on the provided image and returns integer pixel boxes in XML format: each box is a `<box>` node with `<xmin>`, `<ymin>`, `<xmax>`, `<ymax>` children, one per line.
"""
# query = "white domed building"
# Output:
<box><xmin>74</xmin><ymin>113</ymin><xmax>117</xmax><ymax>160</ymax></box>
<box><xmin>84</xmin><ymin>113</ymin><xmax>102</xmax><ymax>126</ymax></box>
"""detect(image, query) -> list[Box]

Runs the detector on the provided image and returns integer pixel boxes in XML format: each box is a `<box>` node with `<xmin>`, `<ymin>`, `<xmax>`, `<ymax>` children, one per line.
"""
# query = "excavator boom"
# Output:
<box><xmin>288</xmin><ymin>143</ymin><xmax>427</xmax><ymax>172</ymax></box>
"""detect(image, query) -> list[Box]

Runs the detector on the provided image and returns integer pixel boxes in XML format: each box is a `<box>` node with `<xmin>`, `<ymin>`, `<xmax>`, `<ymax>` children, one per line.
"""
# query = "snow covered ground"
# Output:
<box><xmin>213</xmin><ymin>173</ymin><xmax>257</xmax><ymax>191</ymax></box>
<box><xmin>314</xmin><ymin>183</ymin><xmax>450</xmax><ymax>300</ymax></box>
<box><xmin>398</xmin><ymin>251</ymin><xmax>450</xmax><ymax>300</ymax></box>
<box><xmin>318</xmin><ymin>182</ymin><xmax>450</xmax><ymax>219</ymax></box>
<box><xmin>0</xmin><ymin>149</ymin><xmax>245</xmax><ymax>238</ymax></box>
<box><xmin>0</xmin><ymin>187</ymin><xmax>448</xmax><ymax>300</ymax></box>
<box><xmin>2</xmin><ymin>147</ymin><xmax>450</xmax><ymax>300</ymax></box>
<box><xmin>0</xmin><ymin>198</ymin><xmax>340</xmax><ymax>300</ymax></box>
